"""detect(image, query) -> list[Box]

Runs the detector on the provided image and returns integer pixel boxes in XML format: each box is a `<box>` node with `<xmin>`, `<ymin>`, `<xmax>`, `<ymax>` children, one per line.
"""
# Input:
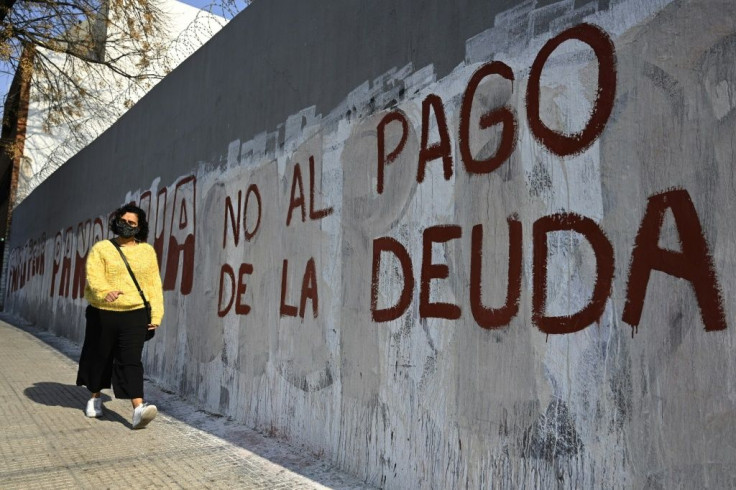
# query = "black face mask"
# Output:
<box><xmin>116</xmin><ymin>219</ymin><xmax>139</xmax><ymax>238</ymax></box>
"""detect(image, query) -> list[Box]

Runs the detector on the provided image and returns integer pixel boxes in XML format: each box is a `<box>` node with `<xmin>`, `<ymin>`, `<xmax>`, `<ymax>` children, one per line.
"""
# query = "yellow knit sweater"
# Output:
<box><xmin>84</xmin><ymin>240</ymin><xmax>165</xmax><ymax>325</ymax></box>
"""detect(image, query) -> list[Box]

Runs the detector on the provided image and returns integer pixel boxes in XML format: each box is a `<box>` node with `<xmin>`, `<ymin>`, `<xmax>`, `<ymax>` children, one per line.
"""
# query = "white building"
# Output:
<box><xmin>15</xmin><ymin>0</ymin><xmax>226</xmax><ymax>204</ymax></box>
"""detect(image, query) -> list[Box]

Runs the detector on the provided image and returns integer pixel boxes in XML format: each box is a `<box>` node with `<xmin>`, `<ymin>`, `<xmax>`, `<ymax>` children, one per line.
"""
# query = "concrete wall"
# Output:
<box><xmin>6</xmin><ymin>0</ymin><xmax>736</xmax><ymax>487</ymax></box>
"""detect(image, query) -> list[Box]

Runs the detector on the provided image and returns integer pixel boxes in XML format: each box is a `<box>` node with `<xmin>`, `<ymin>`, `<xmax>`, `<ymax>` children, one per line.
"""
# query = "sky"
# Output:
<box><xmin>178</xmin><ymin>0</ymin><xmax>243</xmax><ymax>21</ymax></box>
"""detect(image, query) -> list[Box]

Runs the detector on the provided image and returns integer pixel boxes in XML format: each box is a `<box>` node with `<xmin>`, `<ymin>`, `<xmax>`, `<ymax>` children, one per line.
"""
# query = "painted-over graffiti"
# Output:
<box><xmin>7</xmin><ymin>175</ymin><xmax>196</xmax><ymax>300</ymax></box>
<box><xmin>7</xmin><ymin>23</ymin><xmax>727</xmax><ymax>336</ymax></box>
<box><xmin>6</xmin><ymin>1</ymin><xmax>736</xmax><ymax>487</ymax></box>
<box><xmin>369</xmin><ymin>23</ymin><xmax>724</xmax><ymax>334</ymax></box>
<box><xmin>6</xmin><ymin>234</ymin><xmax>45</xmax><ymax>294</ymax></box>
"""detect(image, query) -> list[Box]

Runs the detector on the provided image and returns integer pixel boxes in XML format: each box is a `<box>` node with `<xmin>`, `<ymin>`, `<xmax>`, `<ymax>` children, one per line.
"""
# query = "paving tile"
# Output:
<box><xmin>0</xmin><ymin>319</ymin><xmax>376</xmax><ymax>490</ymax></box>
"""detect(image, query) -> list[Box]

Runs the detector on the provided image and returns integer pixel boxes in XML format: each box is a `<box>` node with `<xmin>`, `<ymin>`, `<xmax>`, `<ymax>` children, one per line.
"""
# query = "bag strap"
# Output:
<box><xmin>109</xmin><ymin>239</ymin><xmax>149</xmax><ymax>305</ymax></box>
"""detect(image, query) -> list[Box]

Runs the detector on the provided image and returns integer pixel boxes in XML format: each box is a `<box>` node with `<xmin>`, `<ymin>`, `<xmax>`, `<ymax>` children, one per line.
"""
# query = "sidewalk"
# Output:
<box><xmin>0</xmin><ymin>318</ymin><xmax>375</xmax><ymax>489</ymax></box>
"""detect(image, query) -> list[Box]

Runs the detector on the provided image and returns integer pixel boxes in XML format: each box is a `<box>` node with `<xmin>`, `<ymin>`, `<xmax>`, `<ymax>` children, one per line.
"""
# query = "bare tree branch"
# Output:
<box><xmin>0</xmin><ymin>0</ymin><xmax>19</xmax><ymax>25</ymax></box>
<box><xmin>3</xmin><ymin>0</ymin><xmax>249</xmax><ymax>203</ymax></box>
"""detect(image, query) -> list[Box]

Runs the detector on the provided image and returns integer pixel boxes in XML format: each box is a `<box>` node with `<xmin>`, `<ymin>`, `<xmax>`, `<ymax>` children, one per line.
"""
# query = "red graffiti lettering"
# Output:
<box><xmin>153</xmin><ymin>187</ymin><xmax>167</xmax><ymax>264</ymax></box>
<box><xmin>218</xmin><ymin>262</ymin><xmax>253</xmax><ymax>317</ymax></box>
<box><xmin>420</xmin><ymin>225</ymin><xmax>462</xmax><ymax>319</ymax></box>
<box><xmin>526</xmin><ymin>23</ymin><xmax>616</xmax><ymax>156</ymax></box>
<box><xmin>418</xmin><ymin>94</ymin><xmax>453</xmax><ymax>183</ymax></box>
<box><xmin>280</xmin><ymin>258</ymin><xmax>320</xmax><ymax>319</ymax></box>
<box><xmin>299</xmin><ymin>258</ymin><xmax>318</xmax><ymax>318</ymax></box>
<box><xmin>371</xmin><ymin>236</ymin><xmax>415</xmax><ymax>322</ymax></box>
<box><xmin>19</xmin><ymin>244</ymin><xmax>27</xmax><ymax>289</ymax></box>
<box><xmin>224</xmin><ymin>184</ymin><xmax>263</xmax><ymax>247</ymax></box>
<box><xmin>532</xmin><ymin>213</ymin><xmax>614</xmax><ymax>334</ymax></box>
<box><xmin>235</xmin><ymin>263</ymin><xmax>253</xmax><ymax>315</ymax></box>
<box><xmin>139</xmin><ymin>191</ymin><xmax>152</xmax><ymax>219</ymax></box>
<box><xmin>459</xmin><ymin>61</ymin><xmax>517</xmax><ymax>174</ymax></box>
<box><xmin>72</xmin><ymin>220</ymin><xmax>92</xmax><ymax>299</ymax></box>
<box><xmin>286</xmin><ymin>163</ymin><xmax>306</xmax><ymax>226</ymax></box>
<box><xmin>163</xmin><ymin>176</ymin><xmax>195</xmax><ymax>295</ymax></box>
<box><xmin>244</xmin><ymin>184</ymin><xmax>262</xmax><ymax>241</ymax></box>
<box><xmin>309</xmin><ymin>156</ymin><xmax>333</xmax><ymax>220</ymax></box>
<box><xmin>50</xmin><ymin>232</ymin><xmax>62</xmax><ymax>297</ymax></box>
<box><xmin>223</xmin><ymin>191</ymin><xmax>242</xmax><ymax>248</ymax></box>
<box><xmin>19</xmin><ymin>243</ymin><xmax>28</xmax><ymax>291</ymax></box>
<box><xmin>288</xmin><ymin>158</ymin><xmax>333</xmax><ymax>226</ymax></box>
<box><xmin>218</xmin><ymin>263</ymin><xmax>235</xmax><ymax>317</ymax></box>
<box><xmin>470</xmin><ymin>218</ymin><xmax>522</xmax><ymax>329</ymax></box>
<box><xmin>372</xmin><ymin>215</ymin><xmax>617</xmax><ymax>334</ymax></box>
<box><xmin>58</xmin><ymin>227</ymin><xmax>73</xmax><ymax>298</ymax></box>
<box><xmin>7</xmin><ymin>248</ymin><xmax>19</xmax><ymax>293</ymax></box>
<box><xmin>376</xmin><ymin>111</ymin><xmax>409</xmax><ymax>194</ymax></box>
<box><xmin>623</xmin><ymin>189</ymin><xmax>726</xmax><ymax>332</ymax></box>
<box><xmin>92</xmin><ymin>218</ymin><xmax>104</xmax><ymax>243</ymax></box>
<box><xmin>280</xmin><ymin>259</ymin><xmax>299</xmax><ymax>317</ymax></box>
<box><xmin>106</xmin><ymin>211</ymin><xmax>116</xmax><ymax>239</ymax></box>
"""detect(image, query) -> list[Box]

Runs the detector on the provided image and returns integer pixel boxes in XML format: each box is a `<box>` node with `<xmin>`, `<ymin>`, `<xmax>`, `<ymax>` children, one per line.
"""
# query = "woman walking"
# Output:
<box><xmin>76</xmin><ymin>203</ymin><xmax>164</xmax><ymax>429</ymax></box>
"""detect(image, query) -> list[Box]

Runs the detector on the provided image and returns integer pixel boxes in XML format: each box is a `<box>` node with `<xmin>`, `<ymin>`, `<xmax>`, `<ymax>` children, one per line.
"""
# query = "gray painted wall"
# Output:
<box><xmin>6</xmin><ymin>0</ymin><xmax>736</xmax><ymax>487</ymax></box>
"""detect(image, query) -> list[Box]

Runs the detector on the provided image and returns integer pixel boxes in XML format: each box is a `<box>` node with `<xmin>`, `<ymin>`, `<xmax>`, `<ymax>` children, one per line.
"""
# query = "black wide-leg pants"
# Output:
<box><xmin>76</xmin><ymin>305</ymin><xmax>149</xmax><ymax>399</ymax></box>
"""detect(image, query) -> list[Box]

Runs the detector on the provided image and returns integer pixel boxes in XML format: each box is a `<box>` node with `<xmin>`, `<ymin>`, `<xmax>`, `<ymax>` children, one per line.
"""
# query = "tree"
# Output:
<box><xmin>1</xmin><ymin>0</ymin><xmax>250</xmax><ymax>203</ymax></box>
<box><xmin>0</xmin><ymin>0</ymin><xmax>170</xmax><ymax>212</ymax></box>
<box><xmin>1</xmin><ymin>0</ymin><xmax>167</xmax><ymax>151</ymax></box>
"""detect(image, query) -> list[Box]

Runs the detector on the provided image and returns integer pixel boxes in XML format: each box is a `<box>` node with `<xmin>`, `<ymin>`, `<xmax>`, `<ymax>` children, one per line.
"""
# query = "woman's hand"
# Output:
<box><xmin>104</xmin><ymin>291</ymin><xmax>124</xmax><ymax>302</ymax></box>
<box><xmin>147</xmin><ymin>324</ymin><xmax>158</xmax><ymax>331</ymax></box>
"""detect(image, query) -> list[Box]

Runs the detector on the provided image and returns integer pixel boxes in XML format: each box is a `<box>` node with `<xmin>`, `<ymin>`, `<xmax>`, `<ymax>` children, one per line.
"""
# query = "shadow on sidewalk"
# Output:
<box><xmin>3</xmin><ymin>315</ymin><xmax>374</xmax><ymax>489</ymax></box>
<box><xmin>24</xmin><ymin>382</ymin><xmax>130</xmax><ymax>427</ymax></box>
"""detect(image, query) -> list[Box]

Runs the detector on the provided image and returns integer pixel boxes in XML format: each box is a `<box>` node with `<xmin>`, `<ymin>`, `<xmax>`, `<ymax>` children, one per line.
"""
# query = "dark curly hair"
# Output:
<box><xmin>109</xmin><ymin>203</ymin><xmax>150</xmax><ymax>242</ymax></box>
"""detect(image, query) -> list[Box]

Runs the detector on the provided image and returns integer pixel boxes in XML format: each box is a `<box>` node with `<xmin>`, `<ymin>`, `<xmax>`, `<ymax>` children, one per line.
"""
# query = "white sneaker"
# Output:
<box><xmin>85</xmin><ymin>398</ymin><xmax>102</xmax><ymax>418</ymax></box>
<box><xmin>132</xmin><ymin>403</ymin><xmax>157</xmax><ymax>429</ymax></box>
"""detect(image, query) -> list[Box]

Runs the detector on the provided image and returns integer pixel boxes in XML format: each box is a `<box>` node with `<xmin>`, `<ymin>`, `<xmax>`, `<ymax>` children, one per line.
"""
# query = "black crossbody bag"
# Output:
<box><xmin>109</xmin><ymin>239</ymin><xmax>155</xmax><ymax>341</ymax></box>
